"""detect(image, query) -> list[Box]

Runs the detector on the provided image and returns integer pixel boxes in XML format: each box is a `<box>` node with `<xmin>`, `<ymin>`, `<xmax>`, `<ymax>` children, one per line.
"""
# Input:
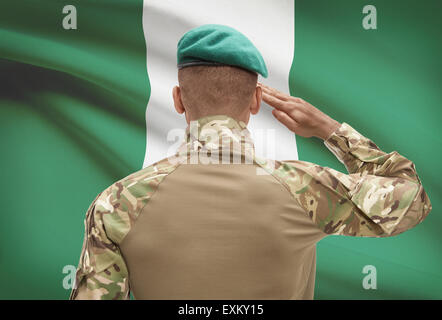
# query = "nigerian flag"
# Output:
<box><xmin>0</xmin><ymin>0</ymin><xmax>440</xmax><ymax>299</ymax></box>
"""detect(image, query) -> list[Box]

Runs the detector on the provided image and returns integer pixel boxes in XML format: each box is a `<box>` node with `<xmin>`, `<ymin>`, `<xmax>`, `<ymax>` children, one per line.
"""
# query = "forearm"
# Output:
<box><xmin>323</xmin><ymin>122</ymin><xmax>431</xmax><ymax>235</ymax></box>
<box><xmin>325</xmin><ymin>122</ymin><xmax>423</xmax><ymax>183</ymax></box>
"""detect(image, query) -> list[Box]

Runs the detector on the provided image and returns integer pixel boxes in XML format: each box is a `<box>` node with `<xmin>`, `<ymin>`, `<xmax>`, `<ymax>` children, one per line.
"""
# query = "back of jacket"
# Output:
<box><xmin>120</xmin><ymin>161</ymin><xmax>325</xmax><ymax>299</ymax></box>
<box><xmin>70</xmin><ymin>115</ymin><xmax>431</xmax><ymax>300</ymax></box>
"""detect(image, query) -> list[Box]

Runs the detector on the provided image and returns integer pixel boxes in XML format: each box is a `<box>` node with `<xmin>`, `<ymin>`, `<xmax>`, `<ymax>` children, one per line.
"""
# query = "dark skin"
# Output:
<box><xmin>172</xmin><ymin>82</ymin><xmax>340</xmax><ymax>141</ymax></box>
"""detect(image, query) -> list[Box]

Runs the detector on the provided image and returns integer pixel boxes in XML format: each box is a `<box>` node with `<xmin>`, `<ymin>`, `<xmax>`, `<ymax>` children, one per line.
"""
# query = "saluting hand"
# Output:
<box><xmin>258</xmin><ymin>82</ymin><xmax>341</xmax><ymax>141</ymax></box>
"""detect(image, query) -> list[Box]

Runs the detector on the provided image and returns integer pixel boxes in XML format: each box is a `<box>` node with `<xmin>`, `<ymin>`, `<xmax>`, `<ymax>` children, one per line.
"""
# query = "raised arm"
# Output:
<box><xmin>259</xmin><ymin>83</ymin><xmax>431</xmax><ymax>237</ymax></box>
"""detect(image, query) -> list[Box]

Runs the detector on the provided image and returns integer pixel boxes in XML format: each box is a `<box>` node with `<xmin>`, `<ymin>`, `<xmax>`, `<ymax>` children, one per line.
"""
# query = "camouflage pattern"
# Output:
<box><xmin>174</xmin><ymin>115</ymin><xmax>256</xmax><ymax>164</ymax></box>
<box><xmin>70</xmin><ymin>156</ymin><xmax>184</xmax><ymax>300</ymax></box>
<box><xmin>258</xmin><ymin>122</ymin><xmax>432</xmax><ymax>236</ymax></box>
<box><xmin>70</xmin><ymin>115</ymin><xmax>431</xmax><ymax>299</ymax></box>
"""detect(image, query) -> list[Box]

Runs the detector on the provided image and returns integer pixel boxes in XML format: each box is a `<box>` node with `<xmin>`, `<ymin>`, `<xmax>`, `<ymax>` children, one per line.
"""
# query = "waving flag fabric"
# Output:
<box><xmin>0</xmin><ymin>0</ymin><xmax>440</xmax><ymax>299</ymax></box>
<box><xmin>143</xmin><ymin>0</ymin><xmax>296</xmax><ymax>166</ymax></box>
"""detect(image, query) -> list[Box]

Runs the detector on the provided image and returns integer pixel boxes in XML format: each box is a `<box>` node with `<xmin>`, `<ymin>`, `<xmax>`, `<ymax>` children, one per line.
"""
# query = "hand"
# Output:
<box><xmin>258</xmin><ymin>82</ymin><xmax>341</xmax><ymax>140</ymax></box>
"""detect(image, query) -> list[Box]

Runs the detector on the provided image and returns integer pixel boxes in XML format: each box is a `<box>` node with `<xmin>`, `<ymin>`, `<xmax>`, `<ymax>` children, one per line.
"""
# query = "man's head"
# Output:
<box><xmin>172</xmin><ymin>65</ymin><xmax>262</xmax><ymax>124</ymax></box>
<box><xmin>173</xmin><ymin>24</ymin><xmax>267</xmax><ymax>124</ymax></box>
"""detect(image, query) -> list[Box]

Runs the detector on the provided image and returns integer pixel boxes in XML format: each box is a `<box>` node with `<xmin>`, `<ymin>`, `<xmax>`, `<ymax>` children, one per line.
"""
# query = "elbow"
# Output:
<box><xmin>389</xmin><ymin>185</ymin><xmax>432</xmax><ymax>236</ymax></box>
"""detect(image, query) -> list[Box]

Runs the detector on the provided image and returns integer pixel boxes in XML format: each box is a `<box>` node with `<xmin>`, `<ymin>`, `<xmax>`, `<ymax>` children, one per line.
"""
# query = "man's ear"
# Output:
<box><xmin>250</xmin><ymin>85</ymin><xmax>262</xmax><ymax>115</ymax></box>
<box><xmin>172</xmin><ymin>86</ymin><xmax>185</xmax><ymax>114</ymax></box>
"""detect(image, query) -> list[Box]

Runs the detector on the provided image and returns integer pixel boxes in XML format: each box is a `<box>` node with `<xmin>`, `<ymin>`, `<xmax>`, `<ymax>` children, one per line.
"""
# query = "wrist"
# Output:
<box><xmin>316</xmin><ymin>118</ymin><xmax>341</xmax><ymax>141</ymax></box>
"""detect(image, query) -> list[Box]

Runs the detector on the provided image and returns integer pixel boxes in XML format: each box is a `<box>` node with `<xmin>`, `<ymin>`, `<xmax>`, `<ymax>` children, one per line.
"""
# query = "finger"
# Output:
<box><xmin>260</xmin><ymin>86</ymin><xmax>289</xmax><ymax>102</ymax></box>
<box><xmin>261</xmin><ymin>91</ymin><xmax>286</xmax><ymax>109</ymax></box>
<box><xmin>259</xmin><ymin>84</ymin><xmax>289</xmax><ymax>101</ymax></box>
<box><xmin>272</xmin><ymin>109</ymin><xmax>299</xmax><ymax>132</ymax></box>
<box><xmin>262</xmin><ymin>92</ymin><xmax>293</xmax><ymax>113</ymax></box>
<box><xmin>258</xmin><ymin>82</ymin><xmax>275</xmax><ymax>91</ymax></box>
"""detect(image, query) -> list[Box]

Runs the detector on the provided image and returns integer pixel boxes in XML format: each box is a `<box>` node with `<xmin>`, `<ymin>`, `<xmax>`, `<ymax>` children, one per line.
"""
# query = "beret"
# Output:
<box><xmin>177</xmin><ymin>24</ymin><xmax>268</xmax><ymax>78</ymax></box>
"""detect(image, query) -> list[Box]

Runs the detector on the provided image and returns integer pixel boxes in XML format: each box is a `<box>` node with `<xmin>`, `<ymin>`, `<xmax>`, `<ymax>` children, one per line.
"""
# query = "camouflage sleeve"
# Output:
<box><xmin>69</xmin><ymin>190</ymin><xmax>130</xmax><ymax>300</ymax></box>
<box><xmin>69</xmin><ymin>157</ymin><xmax>182</xmax><ymax>300</ymax></box>
<box><xmin>276</xmin><ymin>122</ymin><xmax>431</xmax><ymax>237</ymax></box>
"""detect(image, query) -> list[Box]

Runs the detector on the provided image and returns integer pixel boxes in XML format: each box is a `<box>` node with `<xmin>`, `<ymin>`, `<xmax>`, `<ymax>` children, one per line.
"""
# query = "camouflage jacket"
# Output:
<box><xmin>70</xmin><ymin>115</ymin><xmax>431</xmax><ymax>300</ymax></box>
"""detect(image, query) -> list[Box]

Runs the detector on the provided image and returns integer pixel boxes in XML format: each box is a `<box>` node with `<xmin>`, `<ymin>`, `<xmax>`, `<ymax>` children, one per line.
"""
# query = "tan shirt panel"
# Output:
<box><xmin>119</xmin><ymin>163</ymin><xmax>327</xmax><ymax>300</ymax></box>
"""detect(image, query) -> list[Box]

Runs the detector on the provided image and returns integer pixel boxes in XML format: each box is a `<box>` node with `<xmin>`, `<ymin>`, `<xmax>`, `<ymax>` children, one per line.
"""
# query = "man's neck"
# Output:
<box><xmin>176</xmin><ymin>114</ymin><xmax>256</xmax><ymax>164</ymax></box>
<box><xmin>186</xmin><ymin>112</ymin><xmax>250</xmax><ymax>126</ymax></box>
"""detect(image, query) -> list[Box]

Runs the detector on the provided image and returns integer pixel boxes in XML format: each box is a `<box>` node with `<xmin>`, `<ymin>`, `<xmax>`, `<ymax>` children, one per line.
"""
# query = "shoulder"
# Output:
<box><xmin>108</xmin><ymin>155</ymin><xmax>181</xmax><ymax>203</ymax></box>
<box><xmin>255</xmin><ymin>156</ymin><xmax>317</xmax><ymax>186</ymax></box>
<box><xmin>88</xmin><ymin>156</ymin><xmax>182</xmax><ymax>244</ymax></box>
<box><xmin>255</xmin><ymin>157</ymin><xmax>354</xmax><ymax>199</ymax></box>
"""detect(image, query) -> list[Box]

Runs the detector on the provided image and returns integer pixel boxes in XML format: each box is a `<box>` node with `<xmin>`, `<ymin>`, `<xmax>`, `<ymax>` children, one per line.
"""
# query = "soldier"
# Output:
<box><xmin>70</xmin><ymin>24</ymin><xmax>431</xmax><ymax>300</ymax></box>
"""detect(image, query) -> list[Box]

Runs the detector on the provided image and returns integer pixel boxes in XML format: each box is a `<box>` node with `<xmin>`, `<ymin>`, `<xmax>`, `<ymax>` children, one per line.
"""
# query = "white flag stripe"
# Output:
<box><xmin>142</xmin><ymin>0</ymin><xmax>297</xmax><ymax>167</ymax></box>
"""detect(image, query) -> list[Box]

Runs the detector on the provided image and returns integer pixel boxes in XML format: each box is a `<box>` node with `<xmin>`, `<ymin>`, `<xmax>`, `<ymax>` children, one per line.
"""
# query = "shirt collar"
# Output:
<box><xmin>176</xmin><ymin>115</ymin><xmax>255</xmax><ymax>161</ymax></box>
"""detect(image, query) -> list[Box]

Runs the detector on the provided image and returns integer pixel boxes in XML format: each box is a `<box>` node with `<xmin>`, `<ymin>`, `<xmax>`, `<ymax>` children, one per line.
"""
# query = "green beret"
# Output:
<box><xmin>177</xmin><ymin>24</ymin><xmax>268</xmax><ymax>78</ymax></box>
